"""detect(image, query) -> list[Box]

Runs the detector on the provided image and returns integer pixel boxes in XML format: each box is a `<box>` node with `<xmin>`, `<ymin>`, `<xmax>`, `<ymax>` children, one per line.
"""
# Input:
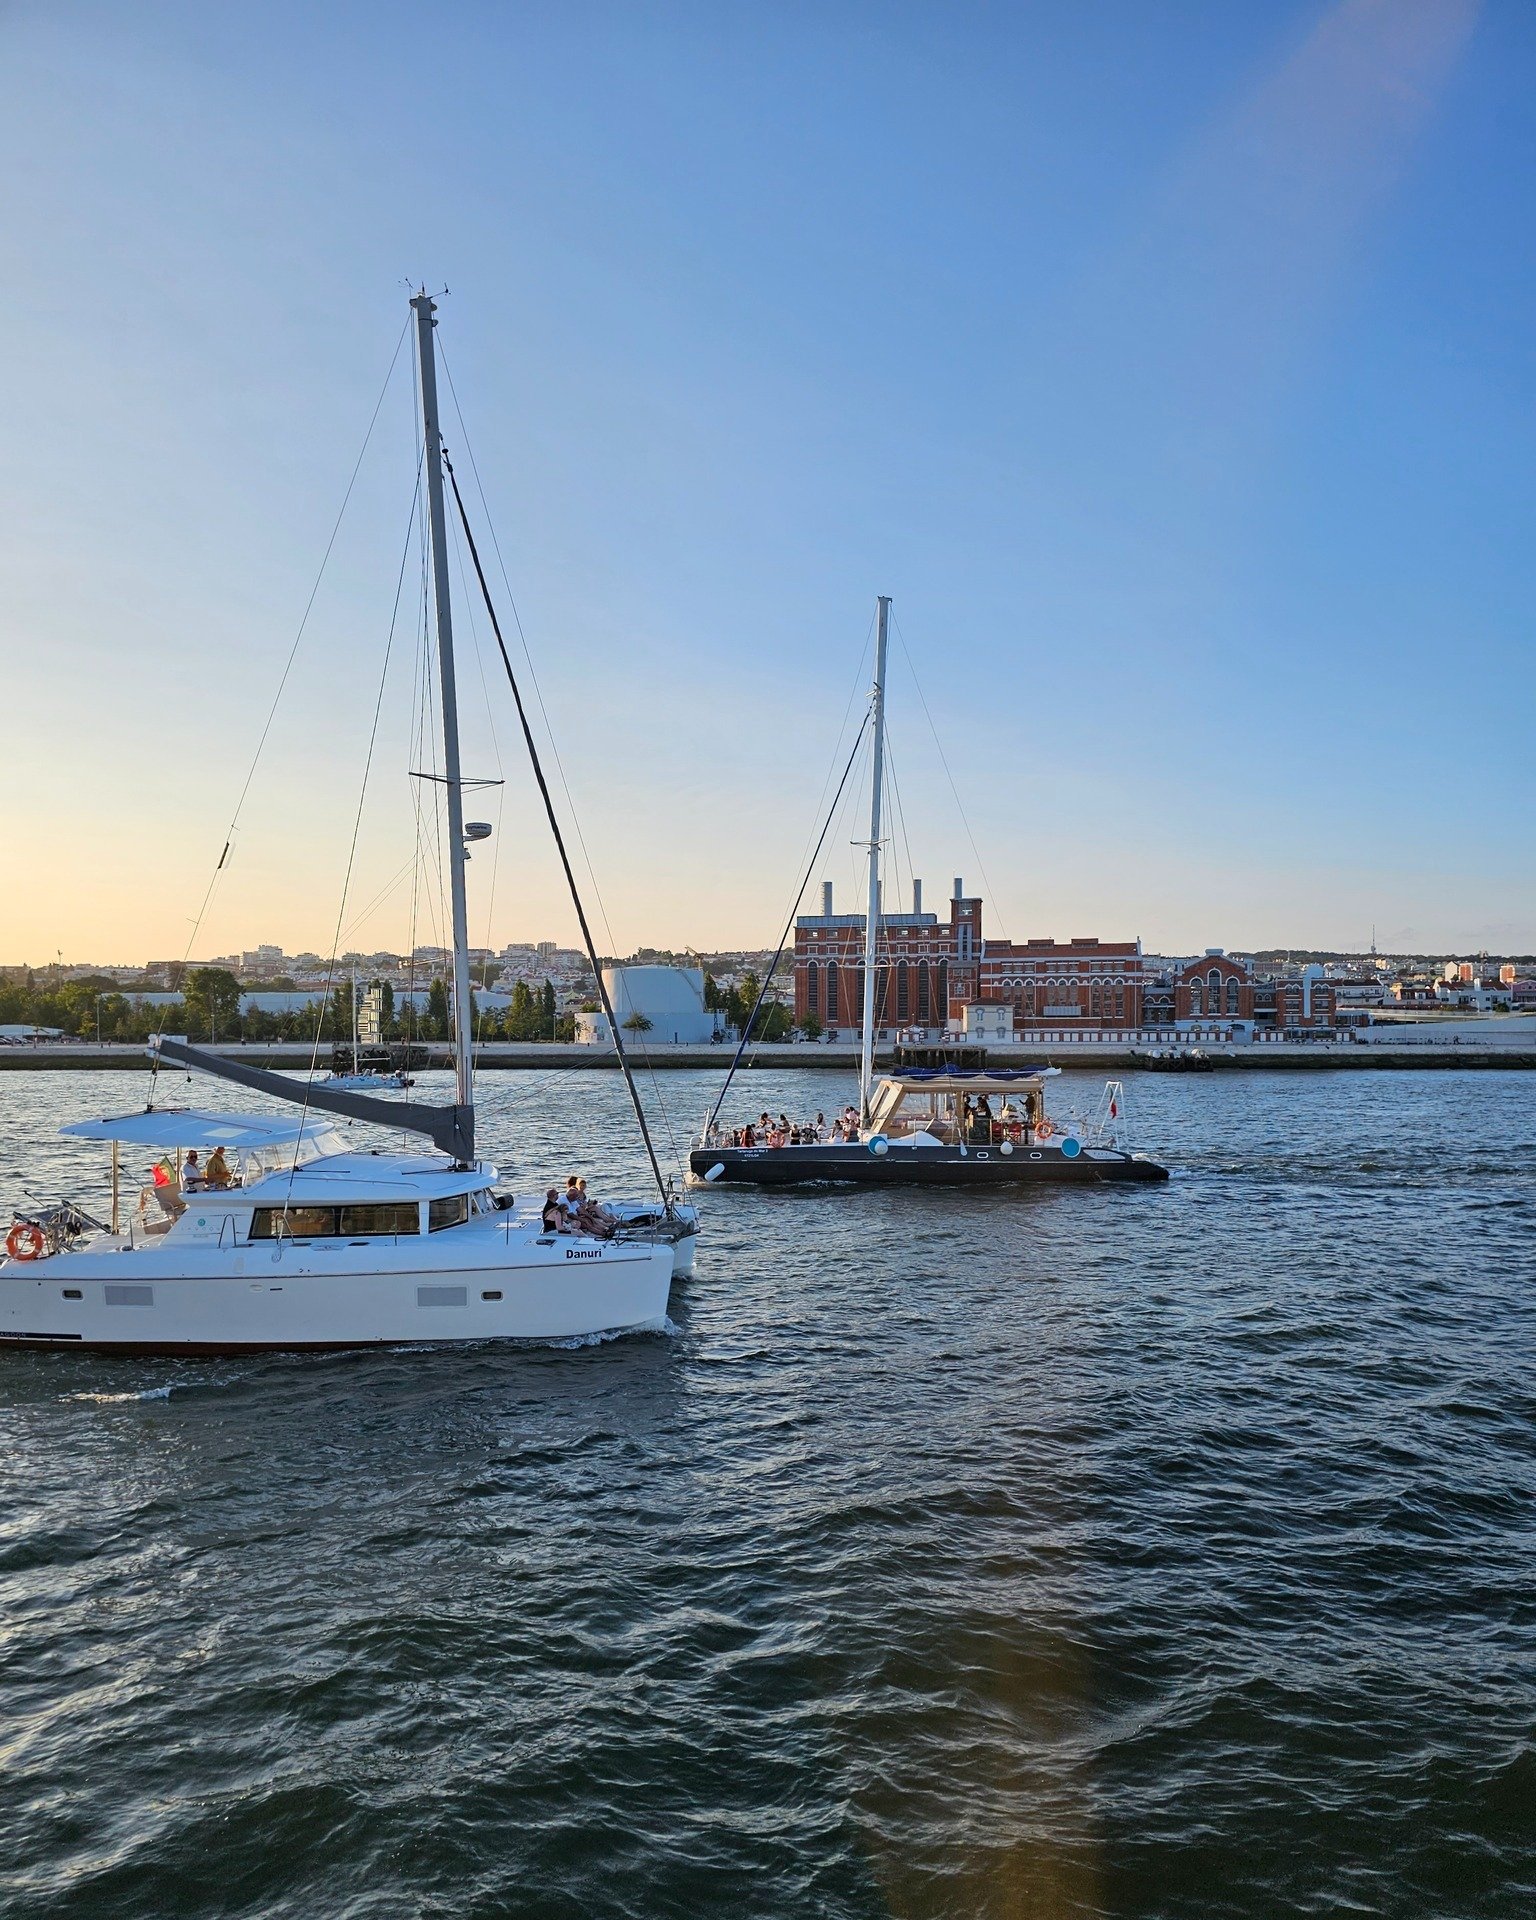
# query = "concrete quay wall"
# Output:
<box><xmin>3</xmin><ymin>1041</ymin><xmax>1534</xmax><ymax>1072</ymax></box>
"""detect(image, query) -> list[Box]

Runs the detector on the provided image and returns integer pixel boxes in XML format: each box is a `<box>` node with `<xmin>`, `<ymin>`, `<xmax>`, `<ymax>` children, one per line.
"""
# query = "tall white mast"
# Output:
<box><xmin>858</xmin><ymin>595</ymin><xmax>891</xmax><ymax>1123</ymax></box>
<box><xmin>411</xmin><ymin>291</ymin><xmax>475</xmax><ymax>1135</ymax></box>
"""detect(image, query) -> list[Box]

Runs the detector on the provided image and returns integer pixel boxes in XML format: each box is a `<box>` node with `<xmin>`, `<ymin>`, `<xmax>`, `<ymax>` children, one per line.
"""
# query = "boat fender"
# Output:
<box><xmin>1000</xmin><ymin>1140</ymin><xmax>1014</xmax><ymax>1155</ymax></box>
<box><xmin>1060</xmin><ymin>1137</ymin><xmax>1082</xmax><ymax>1159</ymax></box>
<box><xmin>6</xmin><ymin>1222</ymin><xmax>46</xmax><ymax>1261</ymax></box>
<box><xmin>867</xmin><ymin>1135</ymin><xmax>889</xmax><ymax>1156</ymax></box>
<box><xmin>704</xmin><ymin>1164</ymin><xmax>726</xmax><ymax>1182</ymax></box>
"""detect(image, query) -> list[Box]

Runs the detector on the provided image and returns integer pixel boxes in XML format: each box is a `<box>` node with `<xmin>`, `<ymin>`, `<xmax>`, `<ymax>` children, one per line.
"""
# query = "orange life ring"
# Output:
<box><xmin>1036</xmin><ymin>1117</ymin><xmax>1055</xmax><ymax>1140</ymax></box>
<box><xmin>6</xmin><ymin>1222</ymin><xmax>46</xmax><ymax>1262</ymax></box>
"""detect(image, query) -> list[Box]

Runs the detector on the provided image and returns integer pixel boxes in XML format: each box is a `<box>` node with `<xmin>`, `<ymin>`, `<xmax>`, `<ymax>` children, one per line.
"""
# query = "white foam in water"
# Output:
<box><xmin>64</xmin><ymin>1385</ymin><xmax>175</xmax><ymax>1403</ymax></box>
<box><xmin>548</xmin><ymin>1327</ymin><xmax>628</xmax><ymax>1350</ymax></box>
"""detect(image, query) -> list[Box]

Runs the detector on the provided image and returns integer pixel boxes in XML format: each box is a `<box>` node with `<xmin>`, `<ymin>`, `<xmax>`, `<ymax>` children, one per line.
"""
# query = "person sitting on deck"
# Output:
<box><xmin>204</xmin><ymin>1146</ymin><xmax>233</xmax><ymax>1189</ymax></box>
<box><xmin>542</xmin><ymin>1188</ymin><xmax>567</xmax><ymax>1233</ymax></box>
<box><xmin>573</xmin><ymin>1180</ymin><xmax>616</xmax><ymax>1239</ymax></box>
<box><xmin>575</xmin><ymin>1177</ymin><xmax>610</xmax><ymax>1218</ymax></box>
<box><xmin>563</xmin><ymin>1177</ymin><xmax>583</xmax><ymax>1220</ymax></box>
<box><xmin>182</xmin><ymin>1149</ymin><xmax>206</xmax><ymax>1193</ymax></box>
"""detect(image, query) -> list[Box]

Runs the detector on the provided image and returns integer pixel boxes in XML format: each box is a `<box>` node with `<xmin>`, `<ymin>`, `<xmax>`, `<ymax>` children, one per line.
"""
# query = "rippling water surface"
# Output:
<box><xmin>2</xmin><ymin>1064</ymin><xmax>1534</xmax><ymax>1918</ymax></box>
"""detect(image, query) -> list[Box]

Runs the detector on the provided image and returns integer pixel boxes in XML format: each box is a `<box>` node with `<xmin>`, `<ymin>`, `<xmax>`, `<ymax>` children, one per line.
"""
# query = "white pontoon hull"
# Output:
<box><xmin>0</xmin><ymin>1227</ymin><xmax>674</xmax><ymax>1350</ymax></box>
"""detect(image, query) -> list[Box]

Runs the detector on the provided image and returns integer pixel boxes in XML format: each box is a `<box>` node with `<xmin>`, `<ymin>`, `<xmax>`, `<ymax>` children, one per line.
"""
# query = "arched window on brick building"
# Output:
<box><xmin>896</xmin><ymin>961</ymin><xmax>909</xmax><ymax>1022</ymax></box>
<box><xmin>1226</xmin><ymin>976</ymin><xmax>1240</xmax><ymax>1017</ymax></box>
<box><xmin>1190</xmin><ymin>980</ymin><xmax>1203</xmax><ymax>1016</ymax></box>
<box><xmin>826</xmin><ymin>962</ymin><xmax>838</xmax><ymax>1027</ymax></box>
<box><xmin>917</xmin><ymin>960</ymin><xmax>930</xmax><ymax>1023</ymax></box>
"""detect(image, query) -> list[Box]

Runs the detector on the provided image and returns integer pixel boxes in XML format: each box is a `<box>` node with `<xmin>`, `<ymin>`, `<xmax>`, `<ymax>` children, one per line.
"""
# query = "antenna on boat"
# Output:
<box><xmin>858</xmin><ymin>595</ymin><xmax>891</xmax><ymax>1124</ymax></box>
<box><xmin>411</xmin><ymin>291</ymin><xmax>476</xmax><ymax>1148</ymax></box>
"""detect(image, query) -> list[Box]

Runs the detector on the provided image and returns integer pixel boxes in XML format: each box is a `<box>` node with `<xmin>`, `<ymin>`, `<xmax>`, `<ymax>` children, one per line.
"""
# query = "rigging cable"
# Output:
<box><xmin>890</xmin><ymin>610</ymin><xmax>1010</xmax><ymax>944</ymax></box>
<box><xmin>777</xmin><ymin>604</ymin><xmax>878</xmax><ymax>916</ymax></box>
<box><xmin>435</xmin><ymin>345</ymin><xmax>688</xmax><ymax>1180</ymax></box>
<box><xmin>280</xmin><ymin>454</ymin><xmax>425</xmax><ymax>1195</ymax></box>
<box><xmin>148</xmin><ymin>313</ymin><xmax>411</xmax><ymax>1101</ymax></box>
<box><xmin>702</xmin><ymin>714</ymin><xmax>870</xmax><ymax>1138</ymax></box>
<box><xmin>442</xmin><ymin>483</ymin><xmax>509</xmax><ymax>1065</ymax></box>
<box><xmin>441</xmin><ymin>451</ymin><xmax>672</xmax><ymax>1211</ymax></box>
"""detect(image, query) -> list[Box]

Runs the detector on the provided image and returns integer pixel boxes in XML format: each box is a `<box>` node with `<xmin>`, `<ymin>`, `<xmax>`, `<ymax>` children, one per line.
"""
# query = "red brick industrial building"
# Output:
<box><xmin>794</xmin><ymin>879</ymin><xmax>1143</xmax><ymax>1038</ymax></box>
<box><xmin>793</xmin><ymin>882</ymin><xmax>1337</xmax><ymax>1040</ymax></box>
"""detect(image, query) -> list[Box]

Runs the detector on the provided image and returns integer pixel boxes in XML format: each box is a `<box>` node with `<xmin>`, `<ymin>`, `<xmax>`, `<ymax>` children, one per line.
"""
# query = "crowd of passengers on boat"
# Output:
<box><xmin>712</xmin><ymin>1094</ymin><xmax>1055</xmax><ymax>1150</ymax></box>
<box><xmin>140</xmin><ymin>1147</ymin><xmax>234</xmax><ymax>1219</ymax></box>
<box><xmin>540</xmin><ymin>1177</ymin><xmax>620</xmax><ymax>1238</ymax></box>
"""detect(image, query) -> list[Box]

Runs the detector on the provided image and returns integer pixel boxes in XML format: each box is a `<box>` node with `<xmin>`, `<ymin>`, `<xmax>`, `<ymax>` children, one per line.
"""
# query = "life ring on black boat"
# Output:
<box><xmin>6</xmin><ymin>1222</ymin><xmax>46</xmax><ymax>1261</ymax></box>
<box><xmin>1035</xmin><ymin>1117</ymin><xmax>1055</xmax><ymax>1140</ymax></box>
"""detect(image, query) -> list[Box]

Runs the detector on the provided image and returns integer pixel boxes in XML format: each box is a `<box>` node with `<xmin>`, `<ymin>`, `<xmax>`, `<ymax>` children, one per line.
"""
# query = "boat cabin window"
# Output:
<box><xmin>249</xmin><ymin>1202</ymin><xmax>421</xmax><ymax>1240</ymax></box>
<box><xmin>428</xmin><ymin>1194</ymin><xmax>470</xmax><ymax>1232</ymax></box>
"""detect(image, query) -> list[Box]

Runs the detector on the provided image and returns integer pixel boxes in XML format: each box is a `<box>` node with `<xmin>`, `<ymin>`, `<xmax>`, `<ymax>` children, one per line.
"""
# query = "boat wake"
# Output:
<box><xmin>63</xmin><ymin>1384</ymin><xmax>178</xmax><ymax>1403</ymax></box>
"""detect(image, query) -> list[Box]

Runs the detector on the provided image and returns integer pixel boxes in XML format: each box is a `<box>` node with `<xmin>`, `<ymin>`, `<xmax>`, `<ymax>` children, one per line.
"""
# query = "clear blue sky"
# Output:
<box><xmin>1</xmin><ymin>0</ymin><xmax>1530</xmax><ymax>962</ymax></box>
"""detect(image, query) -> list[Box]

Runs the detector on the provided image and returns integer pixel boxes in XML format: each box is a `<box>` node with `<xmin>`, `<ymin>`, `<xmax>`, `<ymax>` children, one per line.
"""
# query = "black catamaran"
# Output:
<box><xmin>689</xmin><ymin>596</ymin><xmax>1169</xmax><ymax>1188</ymax></box>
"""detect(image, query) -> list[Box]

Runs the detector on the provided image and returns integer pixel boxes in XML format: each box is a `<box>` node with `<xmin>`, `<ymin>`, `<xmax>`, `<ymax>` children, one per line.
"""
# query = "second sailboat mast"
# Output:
<box><xmin>858</xmin><ymin>595</ymin><xmax>890</xmax><ymax>1121</ymax></box>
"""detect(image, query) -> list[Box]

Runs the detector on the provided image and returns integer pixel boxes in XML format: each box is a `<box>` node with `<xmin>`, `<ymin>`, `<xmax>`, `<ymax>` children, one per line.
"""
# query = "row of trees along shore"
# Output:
<box><xmin>2</xmin><ymin>966</ymin><xmax>805</xmax><ymax>1045</ymax></box>
<box><xmin>0</xmin><ymin>971</ymin><xmax>572</xmax><ymax>1044</ymax></box>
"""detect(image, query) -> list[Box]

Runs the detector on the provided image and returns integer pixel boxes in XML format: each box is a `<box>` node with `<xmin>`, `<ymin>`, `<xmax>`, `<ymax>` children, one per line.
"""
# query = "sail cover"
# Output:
<box><xmin>149</xmin><ymin>1037</ymin><xmax>475</xmax><ymax>1163</ymax></box>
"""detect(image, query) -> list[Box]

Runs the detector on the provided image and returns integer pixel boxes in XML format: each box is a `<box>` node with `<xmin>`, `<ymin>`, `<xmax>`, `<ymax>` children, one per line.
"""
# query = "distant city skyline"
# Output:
<box><xmin>2</xmin><ymin>1</ymin><xmax>1531</xmax><ymax>957</ymax></box>
<box><xmin>9</xmin><ymin>926</ymin><xmax>1534</xmax><ymax>979</ymax></box>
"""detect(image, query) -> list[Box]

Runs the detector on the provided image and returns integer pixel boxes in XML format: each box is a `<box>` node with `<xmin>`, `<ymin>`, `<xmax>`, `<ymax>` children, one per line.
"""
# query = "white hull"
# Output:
<box><xmin>0</xmin><ymin>1221</ymin><xmax>674</xmax><ymax>1350</ymax></box>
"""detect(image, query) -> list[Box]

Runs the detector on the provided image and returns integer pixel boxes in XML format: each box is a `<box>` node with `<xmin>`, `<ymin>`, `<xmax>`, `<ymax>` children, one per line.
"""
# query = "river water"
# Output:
<box><xmin>1</xmin><ymin>1064</ymin><xmax>1533</xmax><ymax>1918</ymax></box>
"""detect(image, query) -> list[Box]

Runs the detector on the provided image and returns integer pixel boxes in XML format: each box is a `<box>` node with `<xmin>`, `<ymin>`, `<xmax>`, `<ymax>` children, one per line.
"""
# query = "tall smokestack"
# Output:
<box><xmin>953</xmin><ymin>876</ymin><xmax>964</xmax><ymax>901</ymax></box>
<box><xmin>822</xmin><ymin>881</ymin><xmax>833</xmax><ymax>917</ymax></box>
<box><xmin>913</xmin><ymin>878</ymin><xmax>923</xmax><ymax>915</ymax></box>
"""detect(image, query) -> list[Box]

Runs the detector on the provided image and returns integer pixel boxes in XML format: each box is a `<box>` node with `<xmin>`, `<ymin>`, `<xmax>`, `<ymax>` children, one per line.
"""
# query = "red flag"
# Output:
<box><xmin>1109</xmin><ymin>1099</ymin><xmax>1118</xmax><ymax>1118</ymax></box>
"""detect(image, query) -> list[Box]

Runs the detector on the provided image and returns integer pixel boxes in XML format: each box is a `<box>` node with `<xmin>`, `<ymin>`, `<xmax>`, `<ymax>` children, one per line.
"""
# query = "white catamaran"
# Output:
<box><xmin>0</xmin><ymin>292</ymin><xmax>694</xmax><ymax>1351</ymax></box>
